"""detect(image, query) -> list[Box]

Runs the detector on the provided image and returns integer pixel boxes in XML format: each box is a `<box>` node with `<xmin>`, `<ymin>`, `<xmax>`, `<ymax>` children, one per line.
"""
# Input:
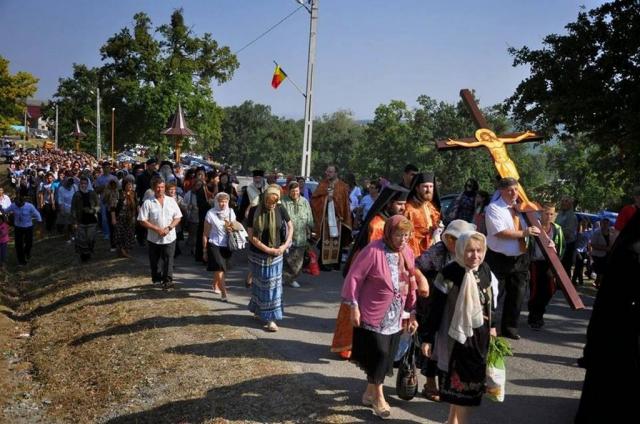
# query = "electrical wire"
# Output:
<box><xmin>234</xmin><ymin>5</ymin><xmax>304</xmax><ymax>55</ymax></box>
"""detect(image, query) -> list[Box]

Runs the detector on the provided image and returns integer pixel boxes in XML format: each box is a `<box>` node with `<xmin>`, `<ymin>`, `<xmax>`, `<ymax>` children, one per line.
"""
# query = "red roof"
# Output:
<box><xmin>27</xmin><ymin>105</ymin><xmax>42</xmax><ymax>120</ymax></box>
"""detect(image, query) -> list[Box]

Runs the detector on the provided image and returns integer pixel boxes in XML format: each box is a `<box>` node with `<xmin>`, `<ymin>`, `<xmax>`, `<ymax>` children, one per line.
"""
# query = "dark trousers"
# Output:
<box><xmin>41</xmin><ymin>204</ymin><xmax>56</xmax><ymax>232</ymax></box>
<box><xmin>148</xmin><ymin>240</ymin><xmax>176</xmax><ymax>284</ymax></box>
<box><xmin>561</xmin><ymin>241</ymin><xmax>576</xmax><ymax>275</ymax></box>
<box><xmin>135</xmin><ymin>222</ymin><xmax>147</xmax><ymax>246</ymax></box>
<box><xmin>572</xmin><ymin>251</ymin><xmax>586</xmax><ymax>285</ymax></box>
<box><xmin>485</xmin><ymin>249</ymin><xmax>530</xmax><ymax>332</ymax></box>
<box><xmin>15</xmin><ymin>226</ymin><xmax>34</xmax><ymax>265</ymax></box>
<box><xmin>528</xmin><ymin>260</ymin><xmax>556</xmax><ymax>322</ymax></box>
<box><xmin>107</xmin><ymin>216</ymin><xmax>115</xmax><ymax>248</ymax></box>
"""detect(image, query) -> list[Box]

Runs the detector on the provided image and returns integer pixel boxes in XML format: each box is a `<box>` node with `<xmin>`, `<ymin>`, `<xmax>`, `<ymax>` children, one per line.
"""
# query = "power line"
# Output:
<box><xmin>234</xmin><ymin>5</ymin><xmax>304</xmax><ymax>55</ymax></box>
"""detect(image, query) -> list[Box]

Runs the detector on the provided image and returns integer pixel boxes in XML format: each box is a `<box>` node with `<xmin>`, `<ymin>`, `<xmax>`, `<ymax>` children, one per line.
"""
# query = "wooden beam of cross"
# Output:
<box><xmin>436</xmin><ymin>89</ymin><xmax>584</xmax><ymax>310</ymax></box>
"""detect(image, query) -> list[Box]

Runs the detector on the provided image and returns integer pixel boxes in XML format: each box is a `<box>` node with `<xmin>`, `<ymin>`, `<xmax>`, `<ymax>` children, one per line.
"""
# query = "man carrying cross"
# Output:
<box><xmin>486</xmin><ymin>177</ymin><xmax>541</xmax><ymax>339</ymax></box>
<box><xmin>436</xmin><ymin>88</ymin><xmax>584</xmax><ymax>314</ymax></box>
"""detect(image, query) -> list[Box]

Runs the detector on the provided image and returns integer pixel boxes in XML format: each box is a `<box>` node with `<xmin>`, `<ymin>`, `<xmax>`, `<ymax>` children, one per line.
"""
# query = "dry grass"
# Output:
<box><xmin>1</xmin><ymin>234</ymin><xmax>362</xmax><ymax>424</ymax></box>
<box><xmin>0</xmin><ymin>164</ymin><xmax>364</xmax><ymax>423</ymax></box>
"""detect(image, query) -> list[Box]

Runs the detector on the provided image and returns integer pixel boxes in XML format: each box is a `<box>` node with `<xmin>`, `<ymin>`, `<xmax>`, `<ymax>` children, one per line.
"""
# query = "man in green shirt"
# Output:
<box><xmin>282</xmin><ymin>181</ymin><xmax>315</xmax><ymax>288</ymax></box>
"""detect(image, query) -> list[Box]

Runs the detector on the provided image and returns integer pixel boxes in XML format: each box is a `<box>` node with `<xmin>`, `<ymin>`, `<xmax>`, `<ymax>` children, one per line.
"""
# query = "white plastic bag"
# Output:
<box><xmin>485</xmin><ymin>363</ymin><xmax>506</xmax><ymax>402</ymax></box>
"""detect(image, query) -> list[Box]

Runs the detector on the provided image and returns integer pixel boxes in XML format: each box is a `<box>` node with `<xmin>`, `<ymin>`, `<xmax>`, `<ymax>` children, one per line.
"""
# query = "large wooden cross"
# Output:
<box><xmin>436</xmin><ymin>89</ymin><xmax>584</xmax><ymax>310</ymax></box>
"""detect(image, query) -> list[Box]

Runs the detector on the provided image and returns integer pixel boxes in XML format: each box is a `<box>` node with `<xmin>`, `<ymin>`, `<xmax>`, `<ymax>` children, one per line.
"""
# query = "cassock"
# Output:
<box><xmin>311</xmin><ymin>178</ymin><xmax>352</xmax><ymax>265</ymax></box>
<box><xmin>404</xmin><ymin>172</ymin><xmax>441</xmax><ymax>256</ymax></box>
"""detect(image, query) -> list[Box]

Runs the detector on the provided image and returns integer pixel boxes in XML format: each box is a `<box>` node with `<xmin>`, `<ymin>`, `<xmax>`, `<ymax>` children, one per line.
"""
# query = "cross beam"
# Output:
<box><xmin>435</xmin><ymin>89</ymin><xmax>584</xmax><ymax>310</ymax></box>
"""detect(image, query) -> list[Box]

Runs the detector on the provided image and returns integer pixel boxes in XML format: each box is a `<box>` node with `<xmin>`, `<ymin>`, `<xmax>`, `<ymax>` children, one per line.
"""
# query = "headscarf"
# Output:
<box><xmin>448</xmin><ymin>231</ymin><xmax>486</xmax><ymax>344</ymax></box>
<box><xmin>343</xmin><ymin>184</ymin><xmax>410</xmax><ymax>276</ymax></box>
<box><xmin>382</xmin><ymin>215</ymin><xmax>413</xmax><ymax>285</ymax></box>
<box><xmin>253</xmin><ymin>184</ymin><xmax>282</xmax><ymax>248</ymax></box>
<box><xmin>213</xmin><ymin>192</ymin><xmax>231</xmax><ymax>220</ymax></box>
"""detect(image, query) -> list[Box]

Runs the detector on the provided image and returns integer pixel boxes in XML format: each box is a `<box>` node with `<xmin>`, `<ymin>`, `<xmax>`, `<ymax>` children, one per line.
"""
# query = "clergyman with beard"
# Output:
<box><xmin>404</xmin><ymin>172</ymin><xmax>442</xmax><ymax>256</ymax></box>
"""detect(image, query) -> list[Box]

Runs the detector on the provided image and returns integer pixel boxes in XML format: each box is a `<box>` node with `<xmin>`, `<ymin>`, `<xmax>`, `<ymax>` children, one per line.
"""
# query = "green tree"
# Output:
<box><xmin>46</xmin><ymin>9</ymin><xmax>237</xmax><ymax>157</ymax></box>
<box><xmin>260</xmin><ymin>117</ymin><xmax>303</xmax><ymax>174</ymax></box>
<box><xmin>43</xmin><ymin>64</ymin><xmax>98</xmax><ymax>151</ymax></box>
<box><xmin>507</xmin><ymin>0</ymin><xmax>640</xmax><ymax>193</ymax></box>
<box><xmin>311</xmin><ymin>110</ymin><xmax>364</xmax><ymax>177</ymax></box>
<box><xmin>539</xmin><ymin>135</ymin><xmax>625</xmax><ymax>211</ymax></box>
<box><xmin>218</xmin><ymin>101</ymin><xmax>281</xmax><ymax>173</ymax></box>
<box><xmin>0</xmin><ymin>55</ymin><xmax>39</xmax><ymax>134</ymax></box>
<box><xmin>354</xmin><ymin>100</ymin><xmax>415</xmax><ymax>179</ymax></box>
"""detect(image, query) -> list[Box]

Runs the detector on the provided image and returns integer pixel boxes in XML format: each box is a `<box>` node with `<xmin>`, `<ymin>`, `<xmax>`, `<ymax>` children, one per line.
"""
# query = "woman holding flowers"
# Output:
<box><xmin>419</xmin><ymin>231</ymin><xmax>498</xmax><ymax>424</ymax></box>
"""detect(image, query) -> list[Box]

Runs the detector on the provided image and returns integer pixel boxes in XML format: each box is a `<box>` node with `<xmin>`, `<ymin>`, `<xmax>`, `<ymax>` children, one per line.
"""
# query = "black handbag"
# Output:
<box><xmin>396</xmin><ymin>335</ymin><xmax>419</xmax><ymax>401</ymax></box>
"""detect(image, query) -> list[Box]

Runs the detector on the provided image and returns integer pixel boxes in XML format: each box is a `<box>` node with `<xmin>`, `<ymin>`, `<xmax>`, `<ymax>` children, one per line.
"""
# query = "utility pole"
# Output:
<box><xmin>111</xmin><ymin>108</ymin><xmax>115</xmax><ymax>159</ymax></box>
<box><xmin>300</xmin><ymin>0</ymin><xmax>318</xmax><ymax>177</ymax></box>
<box><xmin>55</xmin><ymin>104</ymin><xmax>59</xmax><ymax>149</ymax></box>
<box><xmin>24</xmin><ymin>107</ymin><xmax>28</xmax><ymax>142</ymax></box>
<box><xmin>96</xmin><ymin>88</ymin><xmax>101</xmax><ymax>160</ymax></box>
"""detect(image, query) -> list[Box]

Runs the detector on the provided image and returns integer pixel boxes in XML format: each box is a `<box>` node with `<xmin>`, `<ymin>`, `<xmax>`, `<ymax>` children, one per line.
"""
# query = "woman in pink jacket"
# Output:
<box><xmin>341</xmin><ymin>215</ymin><xmax>418</xmax><ymax>418</ymax></box>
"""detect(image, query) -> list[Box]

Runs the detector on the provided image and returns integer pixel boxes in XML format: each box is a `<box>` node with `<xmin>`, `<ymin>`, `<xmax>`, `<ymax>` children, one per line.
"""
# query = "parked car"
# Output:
<box><xmin>439</xmin><ymin>193</ymin><xmax>460</xmax><ymax>224</ymax></box>
<box><xmin>576</xmin><ymin>211</ymin><xmax>618</xmax><ymax>226</ymax></box>
<box><xmin>276</xmin><ymin>177</ymin><xmax>319</xmax><ymax>194</ymax></box>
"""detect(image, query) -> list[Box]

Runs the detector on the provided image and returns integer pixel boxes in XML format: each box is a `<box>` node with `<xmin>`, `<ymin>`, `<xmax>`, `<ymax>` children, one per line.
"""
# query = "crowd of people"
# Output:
<box><xmin>1</xmin><ymin>146</ymin><xmax>638</xmax><ymax>423</ymax></box>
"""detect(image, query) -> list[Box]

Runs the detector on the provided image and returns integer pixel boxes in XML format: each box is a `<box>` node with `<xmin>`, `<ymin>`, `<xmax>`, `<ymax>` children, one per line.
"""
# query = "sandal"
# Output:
<box><xmin>371</xmin><ymin>402</ymin><xmax>391</xmax><ymax>419</ymax></box>
<box><xmin>263</xmin><ymin>321</ymin><xmax>278</xmax><ymax>332</ymax></box>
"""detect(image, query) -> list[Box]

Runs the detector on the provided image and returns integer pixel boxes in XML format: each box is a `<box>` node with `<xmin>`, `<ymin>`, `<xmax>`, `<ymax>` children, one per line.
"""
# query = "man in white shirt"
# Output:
<box><xmin>245</xmin><ymin>169</ymin><xmax>266</xmax><ymax>217</ymax></box>
<box><xmin>138</xmin><ymin>176</ymin><xmax>182</xmax><ymax>289</ymax></box>
<box><xmin>0</xmin><ymin>186</ymin><xmax>11</xmax><ymax>210</ymax></box>
<box><xmin>485</xmin><ymin>177</ymin><xmax>540</xmax><ymax>339</ymax></box>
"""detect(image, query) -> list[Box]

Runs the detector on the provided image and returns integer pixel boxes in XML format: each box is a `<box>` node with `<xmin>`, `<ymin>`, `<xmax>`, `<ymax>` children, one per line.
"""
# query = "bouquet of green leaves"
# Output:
<box><xmin>486</xmin><ymin>336</ymin><xmax>513</xmax><ymax>402</ymax></box>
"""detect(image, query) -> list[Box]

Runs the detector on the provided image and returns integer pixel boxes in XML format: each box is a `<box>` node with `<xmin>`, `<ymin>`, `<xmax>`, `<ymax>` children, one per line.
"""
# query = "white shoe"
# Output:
<box><xmin>110</xmin><ymin>248</ymin><xmax>116</xmax><ymax>252</ymax></box>
<box><xmin>289</xmin><ymin>281</ymin><xmax>301</xmax><ymax>288</ymax></box>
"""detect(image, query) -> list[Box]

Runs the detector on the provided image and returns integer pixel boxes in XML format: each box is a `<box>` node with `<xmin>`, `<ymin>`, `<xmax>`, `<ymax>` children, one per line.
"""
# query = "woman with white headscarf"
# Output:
<box><xmin>202</xmin><ymin>192</ymin><xmax>236</xmax><ymax>301</ymax></box>
<box><xmin>420</xmin><ymin>231</ymin><xmax>498</xmax><ymax>424</ymax></box>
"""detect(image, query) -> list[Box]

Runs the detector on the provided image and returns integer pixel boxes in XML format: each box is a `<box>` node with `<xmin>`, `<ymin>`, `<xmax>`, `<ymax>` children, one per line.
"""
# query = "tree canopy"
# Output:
<box><xmin>47</xmin><ymin>9</ymin><xmax>238</xmax><ymax>156</ymax></box>
<box><xmin>507</xmin><ymin>0</ymin><xmax>640</xmax><ymax>195</ymax></box>
<box><xmin>0</xmin><ymin>55</ymin><xmax>38</xmax><ymax>134</ymax></box>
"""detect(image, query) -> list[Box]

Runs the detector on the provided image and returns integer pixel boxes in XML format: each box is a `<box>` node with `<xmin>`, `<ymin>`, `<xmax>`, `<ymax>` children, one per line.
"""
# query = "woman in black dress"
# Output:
<box><xmin>420</xmin><ymin>231</ymin><xmax>497</xmax><ymax>424</ymax></box>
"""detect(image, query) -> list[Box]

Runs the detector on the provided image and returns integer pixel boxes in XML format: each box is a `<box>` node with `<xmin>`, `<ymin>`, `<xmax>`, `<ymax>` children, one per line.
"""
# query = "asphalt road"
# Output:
<box><xmin>171</xmin><ymin>249</ymin><xmax>592</xmax><ymax>424</ymax></box>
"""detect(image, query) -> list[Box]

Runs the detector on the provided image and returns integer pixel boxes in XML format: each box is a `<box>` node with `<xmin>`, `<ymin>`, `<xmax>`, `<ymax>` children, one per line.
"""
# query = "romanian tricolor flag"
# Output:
<box><xmin>271</xmin><ymin>65</ymin><xmax>287</xmax><ymax>89</ymax></box>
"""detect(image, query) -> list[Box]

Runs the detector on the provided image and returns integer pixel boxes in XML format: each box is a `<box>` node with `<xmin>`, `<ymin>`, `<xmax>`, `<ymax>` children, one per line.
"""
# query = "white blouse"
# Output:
<box><xmin>205</xmin><ymin>208</ymin><xmax>236</xmax><ymax>247</ymax></box>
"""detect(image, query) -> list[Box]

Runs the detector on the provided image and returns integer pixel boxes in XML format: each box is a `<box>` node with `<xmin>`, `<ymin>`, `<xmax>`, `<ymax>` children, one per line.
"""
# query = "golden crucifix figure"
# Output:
<box><xmin>435</xmin><ymin>89</ymin><xmax>583</xmax><ymax>310</ymax></box>
<box><xmin>447</xmin><ymin>128</ymin><xmax>538</xmax><ymax>211</ymax></box>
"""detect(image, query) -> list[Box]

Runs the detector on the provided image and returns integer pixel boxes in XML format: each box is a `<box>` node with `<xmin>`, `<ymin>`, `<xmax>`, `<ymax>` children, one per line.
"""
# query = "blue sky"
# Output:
<box><xmin>0</xmin><ymin>0</ymin><xmax>606</xmax><ymax>119</ymax></box>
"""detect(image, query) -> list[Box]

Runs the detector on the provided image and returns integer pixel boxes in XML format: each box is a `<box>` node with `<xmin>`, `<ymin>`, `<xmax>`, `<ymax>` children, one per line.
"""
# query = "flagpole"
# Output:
<box><xmin>300</xmin><ymin>0</ymin><xmax>318</xmax><ymax>177</ymax></box>
<box><xmin>273</xmin><ymin>61</ymin><xmax>306</xmax><ymax>98</ymax></box>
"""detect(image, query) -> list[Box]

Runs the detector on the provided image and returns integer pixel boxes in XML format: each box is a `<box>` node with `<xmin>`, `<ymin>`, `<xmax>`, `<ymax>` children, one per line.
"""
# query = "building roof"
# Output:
<box><xmin>26</xmin><ymin>105</ymin><xmax>42</xmax><ymax>120</ymax></box>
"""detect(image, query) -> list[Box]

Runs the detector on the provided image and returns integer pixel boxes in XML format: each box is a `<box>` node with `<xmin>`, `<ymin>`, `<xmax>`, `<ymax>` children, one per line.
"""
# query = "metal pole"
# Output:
<box><xmin>96</xmin><ymin>87</ymin><xmax>101</xmax><ymax>160</ymax></box>
<box><xmin>55</xmin><ymin>104</ymin><xmax>59</xmax><ymax>149</ymax></box>
<box><xmin>111</xmin><ymin>108</ymin><xmax>115</xmax><ymax>159</ymax></box>
<box><xmin>300</xmin><ymin>0</ymin><xmax>318</xmax><ymax>177</ymax></box>
<box><xmin>24</xmin><ymin>107</ymin><xmax>28</xmax><ymax>142</ymax></box>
